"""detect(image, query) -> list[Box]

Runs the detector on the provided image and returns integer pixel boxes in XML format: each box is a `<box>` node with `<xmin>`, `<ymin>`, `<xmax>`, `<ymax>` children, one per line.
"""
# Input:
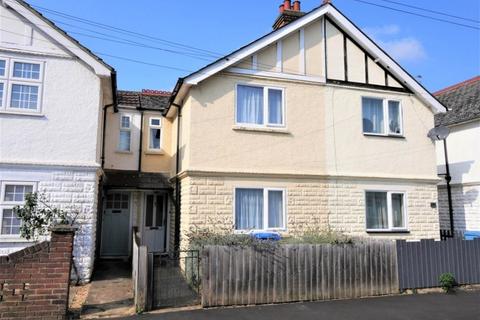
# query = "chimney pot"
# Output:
<box><xmin>293</xmin><ymin>1</ymin><xmax>301</xmax><ymax>11</ymax></box>
<box><xmin>279</xmin><ymin>4</ymin><xmax>285</xmax><ymax>13</ymax></box>
<box><xmin>283</xmin><ymin>0</ymin><xmax>291</xmax><ymax>10</ymax></box>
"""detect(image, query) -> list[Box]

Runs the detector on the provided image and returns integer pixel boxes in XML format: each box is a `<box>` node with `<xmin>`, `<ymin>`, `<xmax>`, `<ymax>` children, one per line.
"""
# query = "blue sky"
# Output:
<box><xmin>26</xmin><ymin>0</ymin><xmax>479</xmax><ymax>92</ymax></box>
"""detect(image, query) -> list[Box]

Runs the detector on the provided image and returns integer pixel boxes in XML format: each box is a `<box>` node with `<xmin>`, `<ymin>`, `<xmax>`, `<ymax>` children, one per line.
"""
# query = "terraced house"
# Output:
<box><xmin>164</xmin><ymin>0</ymin><xmax>447</xmax><ymax>250</ymax></box>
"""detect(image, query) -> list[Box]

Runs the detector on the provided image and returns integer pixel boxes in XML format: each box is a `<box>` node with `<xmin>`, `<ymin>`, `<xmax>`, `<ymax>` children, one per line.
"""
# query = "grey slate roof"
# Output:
<box><xmin>435</xmin><ymin>76</ymin><xmax>480</xmax><ymax>127</ymax></box>
<box><xmin>117</xmin><ymin>90</ymin><xmax>171</xmax><ymax>112</ymax></box>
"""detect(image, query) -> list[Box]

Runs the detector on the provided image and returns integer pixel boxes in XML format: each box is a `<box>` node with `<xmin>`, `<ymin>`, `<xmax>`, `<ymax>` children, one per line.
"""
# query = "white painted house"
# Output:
<box><xmin>435</xmin><ymin>76</ymin><xmax>480</xmax><ymax>233</ymax></box>
<box><xmin>0</xmin><ymin>0</ymin><xmax>115</xmax><ymax>282</ymax></box>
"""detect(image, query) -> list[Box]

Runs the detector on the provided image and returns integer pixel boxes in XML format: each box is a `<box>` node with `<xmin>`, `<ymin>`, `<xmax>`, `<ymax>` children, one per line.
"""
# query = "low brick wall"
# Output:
<box><xmin>0</xmin><ymin>226</ymin><xmax>75</xmax><ymax>320</ymax></box>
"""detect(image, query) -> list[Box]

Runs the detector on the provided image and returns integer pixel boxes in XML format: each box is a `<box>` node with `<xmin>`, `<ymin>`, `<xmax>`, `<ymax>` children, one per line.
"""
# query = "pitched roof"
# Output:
<box><xmin>117</xmin><ymin>89</ymin><xmax>171</xmax><ymax>112</ymax></box>
<box><xmin>434</xmin><ymin>76</ymin><xmax>480</xmax><ymax>127</ymax></box>
<box><xmin>168</xmin><ymin>2</ymin><xmax>445</xmax><ymax>115</ymax></box>
<box><xmin>7</xmin><ymin>0</ymin><xmax>113</xmax><ymax>76</ymax></box>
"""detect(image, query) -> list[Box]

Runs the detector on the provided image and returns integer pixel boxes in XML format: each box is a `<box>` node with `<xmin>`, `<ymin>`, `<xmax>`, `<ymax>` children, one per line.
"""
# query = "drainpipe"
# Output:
<box><xmin>101</xmin><ymin>70</ymin><xmax>118</xmax><ymax>168</ymax></box>
<box><xmin>443</xmin><ymin>139</ymin><xmax>455</xmax><ymax>236</ymax></box>
<box><xmin>173</xmin><ymin>103</ymin><xmax>182</xmax><ymax>251</ymax></box>
<box><xmin>138</xmin><ymin>94</ymin><xmax>144</xmax><ymax>172</ymax></box>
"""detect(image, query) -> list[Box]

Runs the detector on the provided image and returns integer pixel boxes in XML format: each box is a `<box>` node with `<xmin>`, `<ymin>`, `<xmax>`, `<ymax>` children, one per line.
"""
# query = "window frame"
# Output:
<box><xmin>233</xmin><ymin>187</ymin><xmax>287</xmax><ymax>232</ymax></box>
<box><xmin>148</xmin><ymin>117</ymin><xmax>163</xmax><ymax>151</ymax></box>
<box><xmin>117</xmin><ymin>114</ymin><xmax>132</xmax><ymax>152</ymax></box>
<box><xmin>361</xmin><ymin>96</ymin><xmax>403</xmax><ymax>137</ymax></box>
<box><xmin>0</xmin><ymin>181</ymin><xmax>37</xmax><ymax>238</ymax></box>
<box><xmin>0</xmin><ymin>57</ymin><xmax>44</xmax><ymax>114</ymax></box>
<box><xmin>364</xmin><ymin>190</ymin><xmax>408</xmax><ymax>232</ymax></box>
<box><xmin>235</xmin><ymin>83</ymin><xmax>286</xmax><ymax>128</ymax></box>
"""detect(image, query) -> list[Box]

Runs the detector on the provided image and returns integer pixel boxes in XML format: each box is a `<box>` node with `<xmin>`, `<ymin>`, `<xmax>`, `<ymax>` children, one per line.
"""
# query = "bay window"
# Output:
<box><xmin>236</xmin><ymin>84</ymin><xmax>285</xmax><ymax>127</ymax></box>
<box><xmin>0</xmin><ymin>182</ymin><xmax>35</xmax><ymax>236</ymax></box>
<box><xmin>0</xmin><ymin>58</ymin><xmax>43</xmax><ymax>113</ymax></box>
<box><xmin>235</xmin><ymin>188</ymin><xmax>285</xmax><ymax>231</ymax></box>
<box><xmin>365</xmin><ymin>191</ymin><xmax>407</xmax><ymax>231</ymax></box>
<box><xmin>362</xmin><ymin>97</ymin><xmax>402</xmax><ymax>136</ymax></box>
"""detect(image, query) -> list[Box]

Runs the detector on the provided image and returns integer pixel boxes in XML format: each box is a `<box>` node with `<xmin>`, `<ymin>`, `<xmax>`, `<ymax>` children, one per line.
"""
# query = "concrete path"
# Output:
<box><xmin>121</xmin><ymin>290</ymin><xmax>480</xmax><ymax>320</ymax></box>
<box><xmin>81</xmin><ymin>260</ymin><xmax>135</xmax><ymax>319</ymax></box>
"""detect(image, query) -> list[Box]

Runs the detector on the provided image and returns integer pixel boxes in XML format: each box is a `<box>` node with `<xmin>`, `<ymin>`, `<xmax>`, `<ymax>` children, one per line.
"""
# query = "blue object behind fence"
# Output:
<box><xmin>251</xmin><ymin>232</ymin><xmax>281</xmax><ymax>241</ymax></box>
<box><xmin>464</xmin><ymin>231</ymin><xmax>480</xmax><ymax>240</ymax></box>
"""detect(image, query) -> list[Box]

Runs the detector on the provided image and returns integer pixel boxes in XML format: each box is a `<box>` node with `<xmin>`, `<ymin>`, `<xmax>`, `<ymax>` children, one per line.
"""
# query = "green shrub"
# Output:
<box><xmin>439</xmin><ymin>273</ymin><xmax>456</xmax><ymax>293</ymax></box>
<box><xmin>280</xmin><ymin>228</ymin><xmax>353</xmax><ymax>245</ymax></box>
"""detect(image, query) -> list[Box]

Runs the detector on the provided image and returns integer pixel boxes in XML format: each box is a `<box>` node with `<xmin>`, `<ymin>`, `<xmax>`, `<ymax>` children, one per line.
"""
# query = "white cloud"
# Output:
<box><xmin>363</xmin><ymin>25</ymin><xmax>427</xmax><ymax>63</ymax></box>
<box><xmin>379</xmin><ymin>37</ymin><xmax>427</xmax><ymax>62</ymax></box>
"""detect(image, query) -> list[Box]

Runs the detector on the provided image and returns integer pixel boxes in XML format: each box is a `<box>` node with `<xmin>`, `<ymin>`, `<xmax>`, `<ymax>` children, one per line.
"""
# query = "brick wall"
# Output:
<box><xmin>179</xmin><ymin>175</ymin><xmax>440</xmax><ymax>249</ymax></box>
<box><xmin>0</xmin><ymin>226</ymin><xmax>75</xmax><ymax>320</ymax></box>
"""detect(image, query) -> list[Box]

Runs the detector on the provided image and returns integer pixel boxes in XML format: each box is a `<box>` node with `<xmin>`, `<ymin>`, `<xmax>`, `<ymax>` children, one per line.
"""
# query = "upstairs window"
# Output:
<box><xmin>0</xmin><ymin>58</ymin><xmax>43</xmax><ymax>113</ymax></box>
<box><xmin>236</xmin><ymin>84</ymin><xmax>285</xmax><ymax>127</ymax></box>
<box><xmin>0</xmin><ymin>183</ymin><xmax>35</xmax><ymax>236</ymax></box>
<box><xmin>362</xmin><ymin>97</ymin><xmax>403</xmax><ymax>136</ymax></box>
<box><xmin>148</xmin><ymin>118</ymin><xmax>162</xmax><ymax>151</ymax></box>
<box><xmin>118</xmin><ymin>115</ymin><xmax>131</xmax><ymax>152</ymax></box>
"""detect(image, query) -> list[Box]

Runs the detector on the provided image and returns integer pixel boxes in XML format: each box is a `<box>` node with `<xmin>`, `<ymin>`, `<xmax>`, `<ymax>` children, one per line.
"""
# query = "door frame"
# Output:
<box><xmin>100</xmin><ymin>190</ymin><xmax>133</xmax><ymax>258</ymax></box>
<box><xmin>141</xmin><ymin>190</ymin><xmax>170</xmax><ymax>253</ymax></box>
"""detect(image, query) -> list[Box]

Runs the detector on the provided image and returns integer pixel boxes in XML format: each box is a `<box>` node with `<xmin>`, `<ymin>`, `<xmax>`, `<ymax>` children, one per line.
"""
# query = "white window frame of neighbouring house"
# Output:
<box><xmin>235</xmin><ymin>83</ymin><xmax>285</xmax><ymax>128</ymax></box>
<box><xmin>0</xmin><ymin>181</ymin><xmax>36</xmax><ymax>238</ymax></box>
<box><xmin>148</xmin><ymin>117</ymin><xmax>162</xmax><ymax>151</ymax></box>
<box><xmin>234</xmin><ymin>187</ymin><xmax>286</xmax><ymax>232</ymax></box>
<box><xmin>0</xmin><ymin>57</ymin><xmax>45</xmax><ymax>114</ymax></box>
<box><xmin>361</xmin><ymin>97</ymin><xmax>403</xmax><ymax>137</ymax></box>
<box><xmin>118</xmin><ymin>114</ymin><xmax>132</xmax><ymax>152</ymax></box>
<box><xmin>364</xmin><ymin>190</ymin><xmax>408</xmax><ymax>232</ymax></box>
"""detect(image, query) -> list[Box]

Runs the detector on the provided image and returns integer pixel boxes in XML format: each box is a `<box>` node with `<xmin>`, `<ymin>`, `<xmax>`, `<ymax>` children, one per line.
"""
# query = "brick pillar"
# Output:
<box><xmin>0</xmin><ymin>225</ymin><xmax>76</xmax><ymax>320</ymax></box>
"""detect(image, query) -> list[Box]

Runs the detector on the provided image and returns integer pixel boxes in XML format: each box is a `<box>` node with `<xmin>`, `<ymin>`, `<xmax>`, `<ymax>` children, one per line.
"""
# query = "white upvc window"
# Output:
<box><xmin>0</xmin><ymin>182</ymin><xmax>36</xmax><ymax>236</ymax></box>
<box><xmin>148</xmin><ymin>117</ymin><xmax>162</xmax><ymax>151</ymax></box>
<box><xmin>118</xmin><ymin>114</ymin><xmax>131</xmax><ymax>152</ymax></box>
<box><xmin>234</xmin><ymin>187</ymin><xmax>286</xmax><ymax>231</ymax></box>
<box><xmin>362</xmin><ymin>97</ymin><xmax>403</xmax><ymax>136</ymax></box>
<box><xmin>365</xmin><ymin>190</ymin><xmax>407</xmax><ymax>232</ymax></box>
<box><xmin>235</xmin><ymin>84</ymin><xmax>285</xmax><ymax>128</ymax></box>
<box><xmin>0</xmin><ymin>57</ymin><xmax>44</xmax><ymax>113</ymax></box>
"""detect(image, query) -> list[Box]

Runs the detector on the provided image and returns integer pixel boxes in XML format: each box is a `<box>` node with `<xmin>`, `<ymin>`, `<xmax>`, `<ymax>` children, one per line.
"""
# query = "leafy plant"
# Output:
<box><xmin>439</xmin><ymin>273</ymin><xmax>456</xmax><ymax>293</ymax></box>
<box><xmin>13</xmin><ymin>192</ymin><xmax>77</xmax><ymax>241</ymax></box>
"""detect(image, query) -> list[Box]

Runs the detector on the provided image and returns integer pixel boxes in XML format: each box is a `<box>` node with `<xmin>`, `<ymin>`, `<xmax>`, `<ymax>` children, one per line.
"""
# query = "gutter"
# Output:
<box><xmin>163</xmin><ymin>77</ymin><xmax>184</xmax><ymax>117</ymax></box>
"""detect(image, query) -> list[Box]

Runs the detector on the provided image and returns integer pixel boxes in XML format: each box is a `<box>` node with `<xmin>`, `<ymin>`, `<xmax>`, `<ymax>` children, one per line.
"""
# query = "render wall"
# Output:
<box><xmin>179</xmin><ymin>174</ymin><xmax>439</xmax><ymax>250</ymax></box>
<box><xmin>438</xmin><ymin>184</ymin><xmax>480</xmax><ymax>232</ymax></box>
<box><xmin>0</xmin><ymin>165</ymin><xmax>99</xmax><ymax>282</ymax></box>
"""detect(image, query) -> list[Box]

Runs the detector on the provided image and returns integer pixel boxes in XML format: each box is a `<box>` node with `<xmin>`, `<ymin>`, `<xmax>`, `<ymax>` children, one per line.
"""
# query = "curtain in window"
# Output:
<box><xmin>268</xmin><ymin>89</ymin><xmax>283</xmax><ymax>125</ymax></box>
<box><xmin>362</xmin><ymin>98</ymin><xmax>384</xmax><ymax>134</ymax></box>
<box><xmin>237</xmin><ymin>85</ymin><xmax>263</xmax><ymax>124</ymax></box>
<box><xmin>268</xmin><ymin>190</ymin><xmax>283</xmax><ymax>228</ymax></box>
<box><xmin>150</xmin><ymin>128</ymin><xmax>161</xmax><ymax>149</ymax></box>
<box><xmin>388</xmin><ymin>101</ymin><xmax>401</xmax><ymax>134</ymax></box>
<box><xmin>392</xmin><ymin>193</ymin><xmax>404</xmax><ymax>228</ymax></box>
<box><xmin>235</xmin><ymin>189</ymin><xmax>263</xmax><ymax>230</ymax></box>
<box><xmin>366</xmin><ymin>192</ymin><xmax>388</xmax><ymax>229</ymax></box>
<box><xmin>119</xmin><ymin>131</ymin><xmax>131</xmax><ymax>151</ymax></box>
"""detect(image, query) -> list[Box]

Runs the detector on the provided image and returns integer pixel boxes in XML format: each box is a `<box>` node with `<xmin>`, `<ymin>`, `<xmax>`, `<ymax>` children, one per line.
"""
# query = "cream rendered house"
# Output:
<box><xmin>0</xmin><ymin>0</ymin><xmax>115</xmax><ymax>282</ymax></box>
<box><xmin>101</xmin><ymin>90</ymin><xmax>176</xmax><ymax>257</ymax></box>
<box><xmin>165</xmin><ymin>1</ymin><xmax>446</xmax><ymax>249</ymax></box>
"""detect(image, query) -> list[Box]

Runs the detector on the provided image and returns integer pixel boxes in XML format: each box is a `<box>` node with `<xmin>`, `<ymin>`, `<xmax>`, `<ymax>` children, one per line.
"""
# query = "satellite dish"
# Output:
<box><xmin>427</xmin><ymin>126</ymin><xmax>450</xmax><ymax>141</ymax></box>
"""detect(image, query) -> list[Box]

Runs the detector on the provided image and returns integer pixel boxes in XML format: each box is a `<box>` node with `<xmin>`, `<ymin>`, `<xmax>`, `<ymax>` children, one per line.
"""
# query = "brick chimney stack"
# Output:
<box><xmin>273</xmin><ymin>0</ymin><xmax>305</xmax><ymax>30</ymax></box>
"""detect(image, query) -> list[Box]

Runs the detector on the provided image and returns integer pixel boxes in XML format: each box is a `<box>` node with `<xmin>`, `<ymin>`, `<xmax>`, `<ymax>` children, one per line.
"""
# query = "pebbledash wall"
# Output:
<box><xmin>0</xmin><ymin>165</ymin><xmax>99</xmax><ymax>282</ymax></box>
<box><xmin>179</xmin><ymin>174</ymin><xmax>440</xmax><ymax>249</ymax></box>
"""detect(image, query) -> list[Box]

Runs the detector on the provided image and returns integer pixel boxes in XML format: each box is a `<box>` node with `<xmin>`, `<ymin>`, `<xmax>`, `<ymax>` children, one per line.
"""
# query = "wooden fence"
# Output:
<box><xmin>201</xmin><ymin>242</ymin><xmax>398</xmax><ymax>307</ymax></box>
<box><xmin>132</xmin><ymin>228</ymin><xmax>149</xmax><ymax>312</ymax></box>
<box><xmin>397</xmin><ymin>238</ymin><xmax>480</xmax><ymax>290</ymax></box>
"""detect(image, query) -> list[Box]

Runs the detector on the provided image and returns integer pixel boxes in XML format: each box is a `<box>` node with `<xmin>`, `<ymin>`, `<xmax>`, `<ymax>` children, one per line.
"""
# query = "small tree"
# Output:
<box><xmin>13</xmin><ymin>192</ymin><xmax>77</xmax><ymax>241</ymax></box>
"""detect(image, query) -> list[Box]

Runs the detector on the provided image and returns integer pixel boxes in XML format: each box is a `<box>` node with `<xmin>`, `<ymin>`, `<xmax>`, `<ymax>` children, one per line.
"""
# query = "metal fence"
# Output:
<box><xmin>150</xmin><ymin>251</ymin><xmax>201</xmax><ymax>309</ymax></box>
<box><xmin>397</xmin><ymin>238</ymin><xmax>480</xmax><ymax>290</ymax></box>
<box><xmin>201</xmin><ymin>242</ymin><xmax>398</xmax><ymax>308</ymax></box>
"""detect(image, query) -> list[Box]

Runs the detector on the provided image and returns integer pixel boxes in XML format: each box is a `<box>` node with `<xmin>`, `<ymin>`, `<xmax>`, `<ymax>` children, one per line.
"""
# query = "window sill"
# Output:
<box><xmin>366</xmin><ymin>229</ymin><xmax>410</xmax><ymax>234</ymax></box>
<box><xmin>363</xmin><ymin>133</ymin><xmax>405</xmax><ymax>139</ymax></box>
<box><xmin>144</xmin><ymin>150</ymin><xmax>165</xmax><ymax>155</ymax></box>
<box><xmin>232</xmin><ymin>125</ymin><xmax>290</xmax><ymax>134</ymax></box>
<box><xmin>0</xmin><ymin>110</ymin><xmax>44</xmax><ymax>117</ymax></box>
<box><xmin>115</xmin><ymin>150</ymin><xmax>133</xmax><ymax>154</ymax></box>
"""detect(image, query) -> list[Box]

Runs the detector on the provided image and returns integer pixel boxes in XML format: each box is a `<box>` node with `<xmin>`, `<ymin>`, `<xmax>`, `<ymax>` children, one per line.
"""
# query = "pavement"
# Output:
<box><xmin>119</xmin><ymin>290</ymin><xmax>480</xmax><ymax>320</ymax></box>
<box><xmin>81</xmin><ymin>259</ymin><xmax>135</xmax><ymax>319</ymax></box>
